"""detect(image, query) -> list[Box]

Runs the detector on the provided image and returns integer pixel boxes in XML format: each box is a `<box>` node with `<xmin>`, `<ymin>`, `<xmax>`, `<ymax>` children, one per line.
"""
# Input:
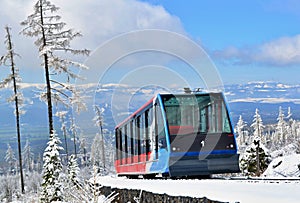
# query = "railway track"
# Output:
<box><xmin>216</xmin><ymin>176</ymin><xmax>300</xmax><ymax>182</ymax></box>
<box><xmin>117</xmin><ymin>174</ymin><xmax>300</xmax><ymax>182</ymax></box>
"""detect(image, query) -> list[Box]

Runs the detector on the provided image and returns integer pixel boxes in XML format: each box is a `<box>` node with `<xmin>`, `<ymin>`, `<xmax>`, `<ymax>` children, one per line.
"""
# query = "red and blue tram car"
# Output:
<box><xmin>114</xmin><ymin>92</ymin><xmax>240</xmax><ymax>178</ymax></box>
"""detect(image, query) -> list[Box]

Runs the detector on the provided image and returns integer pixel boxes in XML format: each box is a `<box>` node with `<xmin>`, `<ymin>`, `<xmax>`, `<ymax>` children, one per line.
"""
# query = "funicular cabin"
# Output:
<box><xmin>115</xmin><ymin>92</ymin><xmax>240</xmax><ymax>178</ymax></box>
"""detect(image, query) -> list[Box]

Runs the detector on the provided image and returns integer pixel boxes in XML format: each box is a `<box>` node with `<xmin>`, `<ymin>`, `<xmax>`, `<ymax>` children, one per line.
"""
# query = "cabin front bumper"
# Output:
<box><xmin>168</xmin><ymin>153</ymin><xmax>240</xmax><ymax>177</ymax></box>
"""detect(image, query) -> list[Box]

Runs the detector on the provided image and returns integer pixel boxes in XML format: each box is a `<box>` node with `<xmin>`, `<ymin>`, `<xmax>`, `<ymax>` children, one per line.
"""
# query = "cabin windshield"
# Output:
<box><xmin>162</xmin><ymin>93</ymin><xmax>232</xmax><ymax>136</ymax></box>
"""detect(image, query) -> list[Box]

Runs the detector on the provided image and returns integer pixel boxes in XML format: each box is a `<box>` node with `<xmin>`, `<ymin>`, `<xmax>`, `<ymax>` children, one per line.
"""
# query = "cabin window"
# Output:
<box><xmin>163</xmin><ymin>94</ymin><xmax>232</xmax><ymax>135</ymax></box>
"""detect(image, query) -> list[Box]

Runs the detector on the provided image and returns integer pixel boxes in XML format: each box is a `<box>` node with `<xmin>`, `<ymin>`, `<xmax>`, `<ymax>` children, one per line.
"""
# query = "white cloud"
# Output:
<box><xmin>230</xmin><ymin>97</ymin><xmax>300</xmax><ymax>104</ymax></box>
<box><xmin>51</xmin><ymin>0</ymin><xmax>185</xmax><ymax>48</ymax></box>
<box><xmin>0</xmin><ymin>0</ymin><xmax>185</xmax><ymax>82</ymax></box>
<box><xmin>212</xmin><ymin>35</ymin><xmax>300</xmax><ymax>66</ymax></box>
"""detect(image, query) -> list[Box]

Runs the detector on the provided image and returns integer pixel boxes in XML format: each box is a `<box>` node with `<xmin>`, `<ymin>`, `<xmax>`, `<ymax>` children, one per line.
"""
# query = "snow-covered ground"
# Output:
<box><xmin>264</xmin><ymin>154</ymin><xmax>300</xmax><ymax>177</ymax></box>
<box><xmin>97</xmin><ymin>153</ymin><xmax>300</xmax><ymax>202</ymax></box>
<box><xmin>96</xmin><ymin>176</ymin><xmax>300</xmax><ymax>203</ymax></box>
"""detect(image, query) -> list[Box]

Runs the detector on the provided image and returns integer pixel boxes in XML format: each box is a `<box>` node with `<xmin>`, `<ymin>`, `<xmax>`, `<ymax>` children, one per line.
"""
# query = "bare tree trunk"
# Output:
<box><xmin>73</xmin><ymin>132</ymin><xmax>77</xmax><ymax>158</ymax></box>
<box><xmin>256</xmin><ymin>141</ymin><xmax>260</xmax><ymax>177</ymax></box>
<box><xmin>5</xmin><ymin>26</ymin><xmax>25</xmax><ymax>194</ymax></box>
<box><xmin>39</xmin><ymin>0</ymin><xmax>54</xmax><ymax>136</ymax></box>
<box><xmin>62</xmin><ymin>117</ymin><xmax>69</xmax><ymax>162</ymax></box>
<box><xmin>71</xmin><ymin>116</ymin><xmax>77</xmax><ymax>158</ymax></box>
<box><xmin>100</xmin><ymin>125</ymin><xmax>106</xmax><ymax>170</ymax></box>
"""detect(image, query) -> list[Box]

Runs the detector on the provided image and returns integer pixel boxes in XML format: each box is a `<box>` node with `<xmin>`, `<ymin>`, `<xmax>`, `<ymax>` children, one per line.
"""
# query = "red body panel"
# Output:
<box><xmin>115</xmin><ymin>153</ymin><xmax>150</xmax><ymax>174</ymax></box>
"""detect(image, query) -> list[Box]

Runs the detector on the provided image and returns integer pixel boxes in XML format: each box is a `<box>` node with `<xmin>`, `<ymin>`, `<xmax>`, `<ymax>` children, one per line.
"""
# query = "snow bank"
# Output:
<box><xmin>97</xmin><ymin>176</ymin><xmax>300</xmax><ymax>203</ymax></box>
<box><xmin>264</xmin><ymin>154</ymin><xmax>300</xmax><ymax>177</ymax></box>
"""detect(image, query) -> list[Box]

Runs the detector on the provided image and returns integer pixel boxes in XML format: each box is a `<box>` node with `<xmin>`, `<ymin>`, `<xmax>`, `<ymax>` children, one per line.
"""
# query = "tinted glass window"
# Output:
<box><xmin>162</xmin><ymin>93</ymin><xmax>232</xmax><ymax>135</ymax></box>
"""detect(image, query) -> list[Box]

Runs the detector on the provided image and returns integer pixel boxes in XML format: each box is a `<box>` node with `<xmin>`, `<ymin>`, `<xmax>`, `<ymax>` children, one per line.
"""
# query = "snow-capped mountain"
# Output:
<box><xmin>1</xmin><ymin>81</ymin><xmax>299</xmax><ymax>134</ymax></box>
<box><xmin>225</xmin><ymin>81</ymin><xmax>300</xmax><ymax>124</ymax></box>
<box><xmin>0</xmin><ymin>81</ymin><xmax>299</xmax><ymax>163</ymax></box>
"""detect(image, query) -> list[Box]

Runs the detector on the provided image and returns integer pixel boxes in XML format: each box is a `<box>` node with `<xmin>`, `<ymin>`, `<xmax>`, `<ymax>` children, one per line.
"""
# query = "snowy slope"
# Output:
<box><xmin>264</xmin><ymin>154</ymin><xmax>300</xmax><ymax>177</ymax></box>
<box><xmin>96</xmin><ymin>176</ymin><xmax>300</xmax><ymax>203</ymax></box>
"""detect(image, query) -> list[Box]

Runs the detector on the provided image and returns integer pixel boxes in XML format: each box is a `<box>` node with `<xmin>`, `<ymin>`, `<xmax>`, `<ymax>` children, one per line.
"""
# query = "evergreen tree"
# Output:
<box><xmin>90</xmin><ymin>133</ymin><xmax>102</xmax><ymax>168</ymax></box>
<box><xmin>55</xmin><ymin>110</ymin><xmax>69</xmax><ymax>161</ymax></box>
<box><xmin>276</xmin><ymin>106</ymin><xmax>288</xmax><ymax>145</ymax></box>
<box><xmin>287</xmin><ymin>106</ymin><xmax>292</xmax><ymax>120</ymax></box>
<box><xmin>40</xmin><ymin>132</ymin><xmax>64</xmax><ymax>202</ymax></box>
<box><xmin>291</xmin><ymin>120</ymin><xmax>298</xmax><ymax>140</ymax></box>
<box><xmin>67</xmin><ymin>154</ymin><xmax>81</xmax><ymax>188</ymax></box>
<box><xmin>22</xmin><ymin>139</ymin><xmax>34</xmax><ymax>172</ymax></box>
<box><xmin>251</xmin><ymin>108</ymin><xmax>265</xmax><ymax>143</ymax></box>
<box><xmin>5</xmin><ymin>144</ymin><xmax>16</xmax><ymax>174</ymax></box>
<box><xmin>236</xmin><ymin>115</ymin><xmax>247</xmax><ymax>146</ymax></box>
<box><xmin>79</xmin><ymin>137</ymin><xmax>87</xmax><ymax>167</ymax></box>
<box><xmin>69</xmin><ymin>115</ymin><xmax>80</xmax><ymax>158</ymax></box>
<box><xmin>286</xmin><ymin>107</ymin><xmax>294</xmax><ymax>140</ymax></box>
<box><xmin>36</xmin><ymin>153</ymin><xmax>43</xmax><ymax>173</ymax></box>
<box><xmin>93</xmin><ymin>105</ymin><xmax>106</xmax><ymax>170</ymax></box>
<box><xmin>0</xmin><ymin>26</ymin><xmax>25</xmax><ymax>193</ymax></box>
<box><xmin>240</xmin><ymin>137</ymin><xmax>271</xmax><ymax>176</ymax></box>
<box><xmin>20</xmin><ymin>0</ymin><xmax>90</xmax><ymax>137</ymax></box>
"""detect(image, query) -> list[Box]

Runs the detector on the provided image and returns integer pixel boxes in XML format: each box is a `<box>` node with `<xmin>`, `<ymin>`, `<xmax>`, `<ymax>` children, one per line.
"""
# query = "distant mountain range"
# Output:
<box><xmin>0</xmin><ymin>81</ymin><xmax>299</xmax><ymax>163</ymax></box>
<box><xmin>225</xmin><ymin>81</ymin><xmax>300</xmax><ymax>124</ymax></box>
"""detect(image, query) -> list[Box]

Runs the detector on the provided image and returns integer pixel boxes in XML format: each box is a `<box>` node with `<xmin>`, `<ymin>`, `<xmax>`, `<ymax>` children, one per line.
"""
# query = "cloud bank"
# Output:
<box><xmin>0</xmin><ymin>0</ymin><xmax>185</xmax><ymax>81</ymax></box>
<box><xmin>212</xmin><ymin>35</ymin><xmax>300</xmax><ymax>66</ymax></box>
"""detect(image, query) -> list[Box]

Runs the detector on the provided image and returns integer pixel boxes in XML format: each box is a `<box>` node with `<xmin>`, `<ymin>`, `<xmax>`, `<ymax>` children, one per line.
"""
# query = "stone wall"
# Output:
<box><xmin>100</xmin><ymin>185</ymin><xmax>226</xmax><ymax>203</ymax></box>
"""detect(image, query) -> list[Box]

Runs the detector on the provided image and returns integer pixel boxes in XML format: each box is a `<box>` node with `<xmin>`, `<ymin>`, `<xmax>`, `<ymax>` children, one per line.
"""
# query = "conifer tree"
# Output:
<box><xmin>22</xmin><ymin>139</ymin><xmax>34</xmax><ymax>172</ymax></box>
<box><xmin>55</xmin><ymin>110</ymin><xmax>69</xmax><ymax>161</ymax></box>
<box><xmin>0</xmin><ymin>26</ymin><xmax>25</xmax><ymax>193</ymax></box>
<box><xmin>251</xmin><ymin>108</ymin><xmax>264</xmax><ymax>143</ymax></box>
<box><xmin>276</xmin><ymin>106</ymin><xmax>288</xmax><ymax>145</ymax></box>
<box><xmin>291</xmin><ymin>120</ymin><xmax>298</xmax><ymax>140</ymax></box>
<box><xmin>67</xmin><ymin>154</ymin><xmax>81</xmax><ymax>188</ymax></box>
<box><xmin>5</xmin><ymin>144</ymin><xmax>16</xmax><ymax>174</ymax></box>
<box><xmin>236</xmin><ymin>115</ymin><xmax>247</xmax><ymax>146</ymax></box>
<box><xmin>40</xmin><ymin>132</ymin><xmax>64</xmax><ymax>202</ymax></box>
<box><xmin>240</xmin><ymin>109</ymin><xmax>270</xmax><ymax>176</ymax></box>
<box><xmin>79</xmin><ymin>137</ymin><xmax>87</xmax><ymax>167</ymax></box>
<box><xmin>70</xmin><ymin>115</ymin><xmax>80</xmax><ymax>158</ymax></box>
<box><xmin>240</xmin><ymin>137</ymin><xmax>271</xmax><ymax>176</ymax></box>
<box><xmin>90</xmin><ymin>133</ymin><xmax>103</xmax><ymax>168</ymax></box>
<box><xmin>93</xmin><ymin>105</ymin><xmax>106</xmax><ymax>170</ymax></box>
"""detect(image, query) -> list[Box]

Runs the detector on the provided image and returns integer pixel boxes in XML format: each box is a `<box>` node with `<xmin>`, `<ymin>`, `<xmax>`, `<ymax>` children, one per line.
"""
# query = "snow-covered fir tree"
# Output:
<box><xmin>5</xmin><ymin>144</ymin><xmax>16</xmax><ymax>174</ymax></box>
<box><xmin>67</xmin><ymin>154</ymin><xmax>81</xmax><ymax>189</ymax></box>
<box><xmin>79</xmin><ymin>137</ymin><xmax>88</xmax><ymax>167</ymax></box>
<box><xmin>240</xmin><ymin>136</ymin><xmax>271</xmax><ymax>176</ymax></box>
<box><xmin>275</xmin><ymin>106</ymin><xmax>288</xmax><ymax>145</ymax></box>
<box><xmin>291</xmin><ymin>120</ymin><xmax>299</xmax><ymax>140</ymax></box>
<box><xmin>62</xmin><ymin>154</ymin><xmax>82</xmax><ymax>202</ymax></box>
<box><xmin>93</xmin><ymin>105</ymin><xmax>106</xmax><ymax>170</ymax></box>
<box><xmin>22</xmin><ymin>139</ymin><xmax>34</xmax><ymax>172</ymax></box>
<box><xmin>251</xmin><ymin>108</ymin><xmax>265</xmax><ymax>143</ymax></box>
<box><xmin>55</xmin><ymin>110</ymin><xmax>69</xmax><ymax>161</ymax></box>
<box><xmin>90</xmin><ymin>133</ymin><xmax>103</xmax><ymax>169</ymax></box>
<box><xmin>40</xmin><ymin>132</ymin><xmax>64</xmax><ymax>202</ymax></box>
<box><xmin>287</xmin><ymin>107</ymin><xmax>292</xmax><ymax>120</ymax></box>
<box><xmin>235</xmin><ymin>115</ymin><xmax>248</xmax><ymax>147</ymax></box>
<box><xmin>0</xmin><ymin>175</ymin><xmax>19</xmax><ymax>202</ymax></box>
<box><xmin>70</xmin><ymin>115</ymin><xmax>80</xmax><ymax>158</ymax></box>
<box><xmin>36</xmin><ymin>153</ymin><xmax>43</xmax><ymax>173</ymax></box>
<box><xmin>286</xmin><ymin>107</ymin><xmax>295</xmax><ymax>141</ymax></box>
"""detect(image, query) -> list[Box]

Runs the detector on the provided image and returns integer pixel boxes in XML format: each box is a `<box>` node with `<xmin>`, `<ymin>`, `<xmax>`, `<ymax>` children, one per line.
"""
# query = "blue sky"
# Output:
<box><xmin>143</xmin><ymin>0</ymin><xmax>300</xmax><ymax>48</ymax></box>
<box><xmin>0</xmin><ymin>0</ymin><xmax>299</xmax><ymax>85</ymax></box>
<box><xmin>140</xmin><ymin>0</ymin><xmax>300</xmax><ymax>85</ymax></box>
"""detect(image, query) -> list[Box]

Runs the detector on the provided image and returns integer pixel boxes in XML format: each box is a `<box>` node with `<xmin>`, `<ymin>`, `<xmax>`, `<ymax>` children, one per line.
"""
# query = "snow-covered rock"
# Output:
<box><xmin>263</xmin><ymin>154</ymin><xmax>300</xmax><ymax>177</ymax></box>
